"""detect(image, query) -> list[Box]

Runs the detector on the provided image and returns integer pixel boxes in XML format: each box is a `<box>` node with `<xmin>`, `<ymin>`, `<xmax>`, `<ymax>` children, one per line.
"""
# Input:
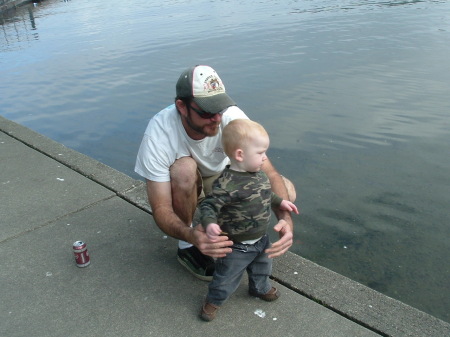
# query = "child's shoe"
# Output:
<box><xmin>200</xmin><ymin>301</ymin><xmax>220</xmax><ymax>321</ymax></box>
<box><xmin>249</xmin><ymin>286</ymin><xmax>280</xmax><ymax>301</ymax></box>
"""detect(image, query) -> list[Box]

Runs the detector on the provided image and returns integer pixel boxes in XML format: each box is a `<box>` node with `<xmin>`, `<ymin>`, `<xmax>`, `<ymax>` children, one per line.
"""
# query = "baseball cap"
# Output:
<box><xmin>176</xmin><ymin>65</ymin><xmax>236</xmax><ymax>114</ymax></box>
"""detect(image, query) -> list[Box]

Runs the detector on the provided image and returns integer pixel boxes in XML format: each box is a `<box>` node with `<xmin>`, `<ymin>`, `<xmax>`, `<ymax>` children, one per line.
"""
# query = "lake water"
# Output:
<box><xmin>1</xmin><ymin>0</ymin><xmax>449</xmax><ymax>323</ymax></box>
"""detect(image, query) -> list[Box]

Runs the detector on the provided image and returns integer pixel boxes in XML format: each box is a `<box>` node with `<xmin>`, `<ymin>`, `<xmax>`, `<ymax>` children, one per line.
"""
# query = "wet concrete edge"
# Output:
<box><xmin>1</xmin><ymin>115</ymin><xmax>449</xmax><ymax>336</ymax></box>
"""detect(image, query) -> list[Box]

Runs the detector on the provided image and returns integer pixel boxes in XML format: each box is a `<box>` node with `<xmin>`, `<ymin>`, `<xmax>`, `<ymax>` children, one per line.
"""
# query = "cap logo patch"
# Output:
<box><xmin>204</xmin><ymin>76</ymin><xmax>223</xmax><ymax>94</ymax></box>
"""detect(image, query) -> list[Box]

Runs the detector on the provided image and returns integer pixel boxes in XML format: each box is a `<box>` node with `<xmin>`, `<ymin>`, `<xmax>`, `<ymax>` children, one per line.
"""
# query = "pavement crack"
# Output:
<box><xmin>0</xmin><ymin>195</ymin><xmax>116</xmax><ymax>244</ymax></box>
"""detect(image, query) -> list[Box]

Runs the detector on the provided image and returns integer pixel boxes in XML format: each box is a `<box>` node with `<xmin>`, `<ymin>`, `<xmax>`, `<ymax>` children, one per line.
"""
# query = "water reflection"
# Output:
<box><xmin>1</xmin><ymin>6</ymin><xmax>36</xmax><ymax>47</ymax></box>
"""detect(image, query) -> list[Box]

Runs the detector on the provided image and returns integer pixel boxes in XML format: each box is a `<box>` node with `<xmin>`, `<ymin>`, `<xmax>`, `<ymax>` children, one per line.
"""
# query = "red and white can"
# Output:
<box><xmin>73</xmin><ymin>241</ymin><xmax>90</xmax><ymax>267</ymax></box>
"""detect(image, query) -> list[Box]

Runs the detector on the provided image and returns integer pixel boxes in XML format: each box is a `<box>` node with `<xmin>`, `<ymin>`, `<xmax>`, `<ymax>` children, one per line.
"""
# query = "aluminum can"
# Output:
<box><xmin>73</xmin><ymin>241</ymin><xmax>90</xmax><ymax>267</ymax></box>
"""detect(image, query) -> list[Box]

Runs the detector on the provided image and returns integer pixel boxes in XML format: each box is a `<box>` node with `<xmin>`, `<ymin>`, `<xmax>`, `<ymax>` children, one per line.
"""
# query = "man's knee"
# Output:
<box><xmin>170</xmin><ymin>157</ymin><xmax>199</xmax><ymax>192</ymax></box>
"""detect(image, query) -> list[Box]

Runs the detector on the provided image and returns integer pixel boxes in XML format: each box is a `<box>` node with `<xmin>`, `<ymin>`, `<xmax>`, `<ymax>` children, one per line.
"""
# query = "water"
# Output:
<box><xmin>1</xmin><ymin>0</ymin><xmax>449</xmax><ymax>322</ymax></box>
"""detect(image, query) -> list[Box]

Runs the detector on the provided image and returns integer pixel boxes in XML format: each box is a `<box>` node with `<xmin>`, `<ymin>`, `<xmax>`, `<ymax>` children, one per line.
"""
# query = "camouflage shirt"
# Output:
<box><xmin>200</xmin><ymin>166</ymin><xmax>283</xmax><ymax>243</ymax></box>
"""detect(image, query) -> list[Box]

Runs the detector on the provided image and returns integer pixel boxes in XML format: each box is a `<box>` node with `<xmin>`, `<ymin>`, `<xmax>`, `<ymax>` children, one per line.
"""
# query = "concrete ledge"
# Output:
<box><xmin>273</xmin><ymin>252</ymin><xmax>450</xmax><ymax>336</ymax></box>
<box><xmin>1</xmin><ymin>115</ymin><xmax>449</xmax><ymax>336</ymax></box>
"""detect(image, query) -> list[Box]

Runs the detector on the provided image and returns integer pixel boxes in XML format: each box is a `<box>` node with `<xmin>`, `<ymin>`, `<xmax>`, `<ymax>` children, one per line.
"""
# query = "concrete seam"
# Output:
<box><xmin>0</xmin><ymin>194</ymin><xmax>116</xmax><ymax>244</ymax></box>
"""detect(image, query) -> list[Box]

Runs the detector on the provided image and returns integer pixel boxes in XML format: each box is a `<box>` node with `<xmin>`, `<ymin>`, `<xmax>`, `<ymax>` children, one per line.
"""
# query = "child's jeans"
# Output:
<box><xmin>206</xmin><ymin>234</ymin><xmax>272</xmax><ymax>306</ymax></box>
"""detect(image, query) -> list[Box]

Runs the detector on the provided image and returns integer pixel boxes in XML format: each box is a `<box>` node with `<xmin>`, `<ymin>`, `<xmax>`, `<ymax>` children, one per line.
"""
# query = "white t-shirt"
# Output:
<box><xmin>135</xmin><ymin>104</ymin><xmax>249</xmax><ymax>182</ymax></box>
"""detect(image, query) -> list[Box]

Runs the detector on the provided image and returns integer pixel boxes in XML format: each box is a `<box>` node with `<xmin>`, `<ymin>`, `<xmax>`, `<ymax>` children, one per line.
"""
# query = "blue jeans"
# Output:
<box><xmin>206</xmin><ymin>234</ymin><xmax>272</xmax><ymax>306</ymax></box>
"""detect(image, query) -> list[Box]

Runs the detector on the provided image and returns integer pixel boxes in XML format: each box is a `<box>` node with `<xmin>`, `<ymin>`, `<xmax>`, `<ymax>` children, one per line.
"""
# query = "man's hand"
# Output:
<box><xmin>265</xmin><ymin>219</ymin><xmax>293</xmax><ymax>258</ymax></box>
<box><xmin>192</xmin><ymin>224</ymin><xmax>233</xmax><ymax>258</ymax></box>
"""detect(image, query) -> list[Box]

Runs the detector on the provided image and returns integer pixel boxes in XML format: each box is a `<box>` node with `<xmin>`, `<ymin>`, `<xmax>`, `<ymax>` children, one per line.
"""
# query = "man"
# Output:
<box><xmin>135</xmin><ymin>65</ymin><xmax>296</xmax><ymax>281</ymax></box>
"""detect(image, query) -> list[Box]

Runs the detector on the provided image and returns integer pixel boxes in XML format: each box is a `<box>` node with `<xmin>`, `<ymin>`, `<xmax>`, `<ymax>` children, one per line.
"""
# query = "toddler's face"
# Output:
<box><xmin>241</xmin><ymin>134</ymin><xmax>269</xmax><ymax>172</ymax></box>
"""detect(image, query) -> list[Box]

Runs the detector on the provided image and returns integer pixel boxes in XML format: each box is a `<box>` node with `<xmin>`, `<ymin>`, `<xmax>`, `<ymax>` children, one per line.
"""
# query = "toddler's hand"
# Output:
<box><xmin>279</xmin><ymin>200</ymin><xmax>299</xmax><ymax>215</ymax></box>
<box><xmin>206</xmin><ymin>223</ymin><xmax>222</xmax><ymax>241</ymax></box>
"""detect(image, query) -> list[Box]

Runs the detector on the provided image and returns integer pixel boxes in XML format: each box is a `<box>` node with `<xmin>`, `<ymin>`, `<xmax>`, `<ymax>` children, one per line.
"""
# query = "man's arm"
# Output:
<box><xmin>261</xmin><ymin>158</ymin><xmax>296</xmax><ymax>258</ymax></box>
<box><xmin>146</xmin><ymin>179</ymin><xmax>232</xmax><ymax>257</ymax></box>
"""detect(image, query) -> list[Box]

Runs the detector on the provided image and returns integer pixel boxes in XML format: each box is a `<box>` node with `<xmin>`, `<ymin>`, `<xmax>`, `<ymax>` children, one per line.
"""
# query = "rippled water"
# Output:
<box><xmin>1</xmin><ymin>0</ymin><xmax>449</xmax><ymax>322</ymax></box>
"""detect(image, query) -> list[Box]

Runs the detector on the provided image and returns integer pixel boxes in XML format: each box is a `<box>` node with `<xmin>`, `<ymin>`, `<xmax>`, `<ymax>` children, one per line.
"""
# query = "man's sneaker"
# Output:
<box><xmin>249</xmin><ymin>287</ymin><xmax>280</xmax><ymax>301</ymax></box>
<box><xmin>177</xmin><ymin>246</ymin><xmax>215</xmax><ymax>281</ymax></box>
<box><xmin>200</xmin><ymin>301</ymin><xmax>220</xmax><ymax>321</ymax></box>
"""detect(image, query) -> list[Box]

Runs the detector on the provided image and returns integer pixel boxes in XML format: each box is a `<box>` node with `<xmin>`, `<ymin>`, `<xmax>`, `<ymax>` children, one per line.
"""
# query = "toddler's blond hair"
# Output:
<box><xmin>222</xmin><ymin>119</ymin><xmax>269</xmax><ymax>158</ymax></box>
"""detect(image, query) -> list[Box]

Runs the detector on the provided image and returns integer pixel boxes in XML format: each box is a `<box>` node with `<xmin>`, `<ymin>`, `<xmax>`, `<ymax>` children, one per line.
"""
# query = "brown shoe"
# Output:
<box><xmin>200</xmin><ymin>302</ymin><xmax>220</xmax><ymax>321</ymax></box>
<box><xmin>249</xmin><ymin>287</ymin><xmax>280</xmax><ymax>302</ymax></box>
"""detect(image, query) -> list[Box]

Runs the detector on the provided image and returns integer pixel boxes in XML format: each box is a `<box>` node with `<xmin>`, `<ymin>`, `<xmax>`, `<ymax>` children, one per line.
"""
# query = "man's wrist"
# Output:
<box><xmin>277</xmin><ymin>209</ymin><xmax>293</xmax><ymax>226</ymax></box>
<box><xmin>185</xmin><ymin>226</ymin><xmax>196</xmax><ymax>245</ymax></box>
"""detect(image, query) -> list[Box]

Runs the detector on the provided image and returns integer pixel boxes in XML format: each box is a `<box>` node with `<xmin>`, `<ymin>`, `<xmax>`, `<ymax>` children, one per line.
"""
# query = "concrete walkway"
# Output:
<box><xmin>1</xmin><ymin>115</ymin><xmax>448</xmax><ymax>337</ymax></box>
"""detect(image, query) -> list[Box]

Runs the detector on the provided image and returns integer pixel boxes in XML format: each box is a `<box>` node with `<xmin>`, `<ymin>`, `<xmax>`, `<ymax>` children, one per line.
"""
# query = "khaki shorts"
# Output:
<box><xmin>197</xmin><ymin>171</ymin><xmax>221</xmax><ymax>204</ymax></box>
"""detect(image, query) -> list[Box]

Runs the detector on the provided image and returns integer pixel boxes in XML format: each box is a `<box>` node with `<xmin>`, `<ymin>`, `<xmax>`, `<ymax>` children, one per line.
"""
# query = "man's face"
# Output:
<box><xmin>182</xmin><ymin>101</ymin><xmax>223</xmax><ymax>139</ymax></box>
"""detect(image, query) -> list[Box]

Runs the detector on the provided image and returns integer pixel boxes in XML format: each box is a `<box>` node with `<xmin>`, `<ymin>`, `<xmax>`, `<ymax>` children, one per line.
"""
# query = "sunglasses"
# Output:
<box><xmin>187</xmin><ymin>103</ymin><xmax>223</xmax><ymax>120</ymax></box>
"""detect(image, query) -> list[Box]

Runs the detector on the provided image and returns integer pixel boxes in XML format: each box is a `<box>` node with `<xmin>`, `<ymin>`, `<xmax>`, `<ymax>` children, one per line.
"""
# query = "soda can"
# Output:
<box><xmin>73</xmin><ymin>241</ymin><xmax>90</xmax><ymax>267</ymax></box>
